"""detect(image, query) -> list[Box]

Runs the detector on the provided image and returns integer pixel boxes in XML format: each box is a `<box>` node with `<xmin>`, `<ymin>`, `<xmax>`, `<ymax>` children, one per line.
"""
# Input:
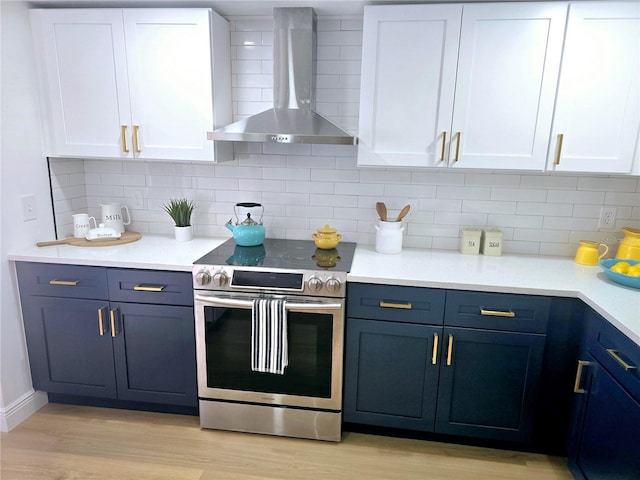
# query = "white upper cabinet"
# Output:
<box><xmin>358</xmin><ymin>2</ymin><xmax>567</xmax><ymax>170</ymax></box>
<box><xmin>30</xmin><ymin>9</ymin><xmax>232</xmax><ymax>162</ymax></box>
<box><xmin>452</xmin><ymin>3</ymin><xmax>566</xmax><ymax>170</ymax></box>
<box><xmin>357</xmin><ymin>5</ymin><xmax>462</xmax><ymax>168</ymax></box>
<box><xmin>547</xmin><ymin>2</ymin><xmax>640</xmax><ymax>174</ymax></box>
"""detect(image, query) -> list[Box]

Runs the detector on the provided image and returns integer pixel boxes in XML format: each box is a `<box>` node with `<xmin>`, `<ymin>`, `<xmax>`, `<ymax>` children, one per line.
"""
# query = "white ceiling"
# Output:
<box><xmin>24</xmin><ymin>0</ymin><xmax>550</xmax><ymax>17</ymax></box>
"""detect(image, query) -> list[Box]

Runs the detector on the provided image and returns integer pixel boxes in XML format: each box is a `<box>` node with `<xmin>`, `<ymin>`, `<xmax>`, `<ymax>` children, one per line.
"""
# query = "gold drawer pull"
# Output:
<box><xmin>432</xmin><ymin>333</ymin><xmax>439</xmax><ymax>365</ymax></box>
<box><xmin>453</xmin><ymin>131</ymin><xmax>461</xmax><ymax>162</ymax></box>
<box><xmin>133</xmin><ymin>284</ymin><xmax>166</xmax><ymax>292</ymax></box>
<box><xmin>379</xmin><ymin>301</ymin><xmax>412</xmax><ymax>310</ymax></box>
<box><xmin>607</xmin><ymin>349</ymin><xmax>637</xmax><ymax>371</ymax></box>
<box><xmin>573</xmin><ymin>360</ymin><xmax>591</xmax><ymax>394</ymax></box>
<box><xmin>440</xmin><ymin>131</ymin><xmax>447</xmax><ymax>162</ymax></box>
<box><xmin>98</xmin><ymin>308</ymin><xmax>106</xmax><ymax>336</ymax></box>
<box><xmin>110</xmin><ymin>308</ymin><xmax>119</xmax><ymax>338</ymax></box>
<box><xmin>480</xmin><ymin>308</ymin><xmax>515</xmax><ymax>318</ymax></box>
<box><xmin>49</xmin><ymin>279</ymin><xmax>79</xmax><ymax>286</ymax></box>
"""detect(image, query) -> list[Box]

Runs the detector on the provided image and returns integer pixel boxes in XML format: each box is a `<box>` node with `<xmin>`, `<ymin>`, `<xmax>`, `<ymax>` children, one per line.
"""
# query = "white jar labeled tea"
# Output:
<box><xmin>481</xmin><ymin>228</ymin><xmax>503</xmax><ymax>256</ymax></box>
<box><xmin>375</xmin><ymin>220</ymin><xmax>404</xmax><ymax>254</ymax></box>
<box><xmin>460</xmin><ymin>228</ymin><xmax>482</xmax><ymax>255</ymax></box>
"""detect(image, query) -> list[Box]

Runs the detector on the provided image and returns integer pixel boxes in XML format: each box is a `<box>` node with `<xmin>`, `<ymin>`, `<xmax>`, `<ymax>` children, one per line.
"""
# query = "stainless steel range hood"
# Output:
<box><xmin>207</xmin><ymin>7</ymin><xmax>357</xmax><ymax>145</ymax></box>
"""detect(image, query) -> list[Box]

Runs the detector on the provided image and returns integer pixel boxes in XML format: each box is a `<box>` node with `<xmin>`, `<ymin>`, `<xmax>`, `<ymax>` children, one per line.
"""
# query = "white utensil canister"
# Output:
<box><xmin>375</xmin><ymin>220</ymin><xmax>404</xmax><ymax>254</ymax></box>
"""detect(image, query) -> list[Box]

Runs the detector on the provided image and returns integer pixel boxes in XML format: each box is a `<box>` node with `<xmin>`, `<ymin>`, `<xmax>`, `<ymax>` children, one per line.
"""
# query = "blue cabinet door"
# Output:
<box><xmin>435</xmin><ymin>327</ymin><xmax>545</xmax><ymax>442</ymax></box>
<box><xmin>344</xmin><ymin>318</ymin><xmax>441</xmax><ymax>431</ymax></box>
<box><xmin>572</xmin><ymin>354</ymin><xmax>640</xmax><ymax>480</ymax></box>
<box><xmin>21</xmin><ymin>296</ymin><xmax>117</xmax><ymax>398</ymax></box>
<box><xmin>111</xmin><ymin>302</ymin><xmax>197</xmax><ymax>407</ymax></box>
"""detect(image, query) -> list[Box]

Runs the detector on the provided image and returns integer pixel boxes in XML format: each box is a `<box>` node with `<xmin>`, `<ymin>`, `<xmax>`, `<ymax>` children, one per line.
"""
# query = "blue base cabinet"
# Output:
<box><xmin>16</xmin><ymin>262</ymin><xmax>197</xmax><ymax>409</ymax></box>
<box><xmin>568</xmin><ymin>309</ymin><xmax>640</xmax><ymax>480</ymax></box>
<box><xmin>345</xmin><ymin>284</ymin><xmax>549</xmax><ymax>445</ymax></box>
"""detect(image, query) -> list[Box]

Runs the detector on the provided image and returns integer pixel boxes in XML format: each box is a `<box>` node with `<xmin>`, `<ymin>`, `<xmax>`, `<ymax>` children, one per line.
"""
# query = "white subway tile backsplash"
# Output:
<box><xmin>47</xmin><ymin>15</ymin><xmax>640</xmax><ymax>257</ymax></box>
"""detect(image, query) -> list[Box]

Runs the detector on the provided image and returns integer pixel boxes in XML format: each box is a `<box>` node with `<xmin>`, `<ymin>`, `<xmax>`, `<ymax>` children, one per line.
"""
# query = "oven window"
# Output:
<box><xmin>204</xmin><ymin>305</ymin><xmax>333</xmax><ymax>398</ymax></box>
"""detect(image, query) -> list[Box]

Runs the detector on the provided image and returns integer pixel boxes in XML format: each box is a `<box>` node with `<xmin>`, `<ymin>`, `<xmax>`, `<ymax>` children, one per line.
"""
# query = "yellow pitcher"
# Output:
<box><xmin>575</xmin><ymin>240</ymin><xmax>609</xmax><ymax>266</ymax></box>
<box><xmin>615</xmin><ymin>227</ymin><xmax>640</xmax><ymax>260</ymax></box>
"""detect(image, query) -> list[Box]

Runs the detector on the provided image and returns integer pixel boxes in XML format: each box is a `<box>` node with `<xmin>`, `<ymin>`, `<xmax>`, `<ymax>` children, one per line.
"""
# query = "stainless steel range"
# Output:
<box><xmin>193</xmin><ymin>238</ymin><xmax>356</xmax><ymax>442</ymax></box>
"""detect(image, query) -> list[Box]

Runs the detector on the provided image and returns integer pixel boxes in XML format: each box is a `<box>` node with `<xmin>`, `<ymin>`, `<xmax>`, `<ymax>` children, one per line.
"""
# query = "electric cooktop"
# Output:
<box><xmin>194</xmin><ymin>238</ymin><xmax>357</xmax><ymax>272</ymax></box>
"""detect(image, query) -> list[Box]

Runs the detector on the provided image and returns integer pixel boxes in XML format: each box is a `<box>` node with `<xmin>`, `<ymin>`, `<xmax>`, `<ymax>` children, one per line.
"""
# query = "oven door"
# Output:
<box><xmin>194</xmin><ymin>291</ymin><xmax>345</xmax><ymax>411</ymax></box>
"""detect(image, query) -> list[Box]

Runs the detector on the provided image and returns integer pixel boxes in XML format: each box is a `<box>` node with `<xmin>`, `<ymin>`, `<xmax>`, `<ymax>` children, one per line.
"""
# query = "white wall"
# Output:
<box><xmin>0</xmin><ymin>0</ymin><xmax>52</xmax><ymax>431</ymax></box>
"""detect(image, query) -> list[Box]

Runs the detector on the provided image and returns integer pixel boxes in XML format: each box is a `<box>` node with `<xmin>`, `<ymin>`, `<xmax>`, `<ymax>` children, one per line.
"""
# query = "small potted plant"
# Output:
<box><xmin>163</xmin><ymin>197</ymin><xmax>196</xmax><ymax>242</ymax></box>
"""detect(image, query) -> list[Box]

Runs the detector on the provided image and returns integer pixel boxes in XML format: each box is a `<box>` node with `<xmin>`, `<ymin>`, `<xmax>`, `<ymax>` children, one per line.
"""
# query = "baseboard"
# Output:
<box><xmin>0</xmin><ymin>389</ymin><xmax>48</xmax><ymax>432</ymax></box>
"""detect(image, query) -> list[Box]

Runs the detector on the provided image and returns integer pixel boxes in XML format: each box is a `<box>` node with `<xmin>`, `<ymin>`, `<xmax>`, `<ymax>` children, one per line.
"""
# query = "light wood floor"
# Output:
<box><xmin>1</xmin><ymin>404</ymin><xmax>573</xmax><ymax>480</ymax></box>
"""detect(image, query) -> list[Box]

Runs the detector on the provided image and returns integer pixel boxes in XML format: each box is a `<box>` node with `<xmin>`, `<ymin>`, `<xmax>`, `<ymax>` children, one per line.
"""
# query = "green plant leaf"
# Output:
<box><xmin>162</xmin><ymin>198</ymin><xmax>196</xmax><ymax>227</ymax></box>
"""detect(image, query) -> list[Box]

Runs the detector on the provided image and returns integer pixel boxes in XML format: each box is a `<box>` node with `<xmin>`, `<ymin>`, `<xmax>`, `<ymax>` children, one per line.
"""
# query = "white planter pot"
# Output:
<box><xmin>174</xmin><ymin>225</ymin><xmax>193</xmax><ymax>242</ymax></box>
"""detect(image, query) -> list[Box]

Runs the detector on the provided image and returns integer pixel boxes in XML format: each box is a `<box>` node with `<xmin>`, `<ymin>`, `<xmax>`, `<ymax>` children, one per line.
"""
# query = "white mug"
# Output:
<box><xmin>72</xmin><ymin>213</ymin><xmax>97</xmax><ymax>238</ymax></box>
<box><xmin>100</xmin><ymin>203</ymin><xmax>131</xmax><ymax>233</ymax></box>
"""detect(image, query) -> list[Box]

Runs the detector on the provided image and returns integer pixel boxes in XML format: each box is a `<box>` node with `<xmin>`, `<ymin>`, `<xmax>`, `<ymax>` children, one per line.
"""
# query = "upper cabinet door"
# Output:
<box><xmin>30</xmin><ymin>9</ymin><xmax>133</xmax><ymax>158</ymax></box>
<box><xmin>451</xmin><ymin>3</ymin><xmax>567</xmax><ymax>170</ymax></box>
<box><xmin>357</xmin><ymin>5</ymin><xmax>462</xmax><ymax>168</ymax></box>
<box><xmin>548</xmin><ymin>2</ymin><xmax>640</xmax><ymax>174</ymax></box>
<box><xmin>123</xmin><ymin>9</ymin><xmax>218</xmax><ymax>161</ymax></box>
<box><xmin>30</xmin><ymin>8</ymin><xmax>232</xmax><ymax>162</ymax></box>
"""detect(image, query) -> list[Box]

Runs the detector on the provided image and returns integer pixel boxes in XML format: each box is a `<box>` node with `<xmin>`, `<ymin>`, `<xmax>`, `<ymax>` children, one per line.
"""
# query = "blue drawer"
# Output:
<box><xmin>107</xmin><ymin>269</ymin><xmax>193</xmax><ymax>306</ymax></box>
<box><xmin>16</xmin><ymin>262</ymin><xmax>108</xmax><ymax>299</ymax></box>
<box><xmin>347</xmin><ymin>283</ymin><xmax>446</xmax><ymax>325</ymax></box>
<box><xmin>445</xmin><ymin>291</ymin><xmax>549</xmax><ymax>334</ymax></box>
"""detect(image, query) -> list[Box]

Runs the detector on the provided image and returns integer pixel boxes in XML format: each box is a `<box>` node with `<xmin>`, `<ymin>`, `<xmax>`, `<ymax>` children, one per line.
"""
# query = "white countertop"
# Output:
<box><xmin>8</xmin><ymin>235</ymin><xmax>640</xmax><ymax>345</ymax></box>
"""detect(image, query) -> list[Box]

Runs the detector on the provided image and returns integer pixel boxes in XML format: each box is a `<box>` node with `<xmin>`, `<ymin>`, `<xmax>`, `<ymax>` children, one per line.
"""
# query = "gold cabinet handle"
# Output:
<box><xmin>453</xmin><ymin>131</ymin><xmax>461</xmax><ymax>162</ymax></box>
<box><xmin>573</xmin><ymin>360</ymin><xmax>591</xmax><ymax>394</ymax></box>
<box><xmin>132</xmin><ymin>125</ymin><xmax>141</xmax><ymax>153</ymax></box>
<box><xmin>49</xmin><ymin>279</ymin><xmax>79</xmax><ymax>286</ymax></box>
<box><xmin>432</xmin><ymin>333</ymin><xmax>439</xmax><ymax>365</ymax></box>
<box><xmin>133</xmin><ymin>284</ymin><xmax>166</xmax><ymax>292</ymax></box>
<box><xmin>607</xmin><ymin>349</ymin><xmax>637</xmax><ymax>371</ymax></box>
<box><xmin>110</xmin><ymin>308</ymin><xmax>119</xmax><ymax>338</ymax></box>
<box><xmin>446</xmin><ymin>334</ymin><xmax>453</xmax><ymax>366</ymax></box>
<box><xmin>379</xmin><ymin>301</ymin><xmax>412</xmax><ymax>310</ymax></box>
<box><xmin>440</xmin><ymin>131</ymin><xmax>447</xmax><ymax>162</ymax></box>
<box><xmin>121</xmin><ymin>125</ymin><xmax>129</xmax><ymax>153</ymax></box>
<box><xmin>98</xmin><ymin>307</ymin><xmax>107</xmax><ymax>336</ymax></box>
<box><xmin>554</xmin><ymin>133</ymin><xmax>564</xmax><ymax>165</ymax></box>
<box><xmin>480</xmin><ymin>308</ymin><xmax>515</xmax><ymax>318</ymax></box>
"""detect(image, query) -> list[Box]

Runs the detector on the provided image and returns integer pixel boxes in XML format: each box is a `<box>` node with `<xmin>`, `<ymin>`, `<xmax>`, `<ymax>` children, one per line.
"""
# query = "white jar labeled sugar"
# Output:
<box><xmin>460</xmin><ymin>228</ymin><xmax>482</xmax><ymax>255</ymax></box>
<box><xmin>481</xmin><ymin>228</ymin><xmax>503</xmax><ymax>256</ymax></box>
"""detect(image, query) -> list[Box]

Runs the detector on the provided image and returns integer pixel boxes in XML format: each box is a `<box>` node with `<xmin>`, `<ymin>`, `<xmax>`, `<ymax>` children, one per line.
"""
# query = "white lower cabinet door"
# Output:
<box><xmin>450</xmin><ymin>2</ymin><xmax>567</xmax><ymax>170</ymax></box>
<box><xmin>548</xmin><ymin>2</ymin><xmax>640</xmax><ymax>174</ymax></box>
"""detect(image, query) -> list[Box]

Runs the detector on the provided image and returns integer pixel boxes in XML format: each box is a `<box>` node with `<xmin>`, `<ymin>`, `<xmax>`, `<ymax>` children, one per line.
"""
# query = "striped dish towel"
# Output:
<box><xmin>251</xmin><ymin>298</ymin><xmax>288</xmax><ymax>375</ymax></box>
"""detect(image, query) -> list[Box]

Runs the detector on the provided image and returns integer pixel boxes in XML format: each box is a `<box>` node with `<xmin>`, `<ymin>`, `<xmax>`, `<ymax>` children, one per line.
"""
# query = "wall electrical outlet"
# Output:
<box><xmin>598</xmin><ymin>206</ymin><xmax>617</xmax><ymax>231</ymax></box>
<box><xmin>21</xmin><ymin>194</ymin><xmax>37</xmax><ymax>221</ymax></box>
<box><xmin>132</xmin><ymin>191</ymin><xmax>144</xmax><ymax>208</ymax></box>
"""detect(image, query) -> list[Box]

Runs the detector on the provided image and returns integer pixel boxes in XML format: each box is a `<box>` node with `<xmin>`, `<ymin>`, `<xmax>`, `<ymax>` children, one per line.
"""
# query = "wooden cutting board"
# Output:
<box><xmin>37</xmin><ymin>231</ymin><xmax>142</xmax><ymax>247</ymax></box>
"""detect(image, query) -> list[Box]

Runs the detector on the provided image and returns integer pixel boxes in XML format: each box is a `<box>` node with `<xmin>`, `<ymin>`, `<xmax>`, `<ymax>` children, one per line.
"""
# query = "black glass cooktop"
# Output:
<box><xmin>194</xmin><ymin>238</ymin><xmax>357</xmax><ymax>272</ymax></box>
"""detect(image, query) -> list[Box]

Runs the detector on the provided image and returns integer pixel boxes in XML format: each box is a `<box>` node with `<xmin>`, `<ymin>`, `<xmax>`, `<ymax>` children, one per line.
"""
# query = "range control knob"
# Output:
<box><xmin>212</xmin><ymin>270</ymin><xmax>229</xmax><ymax>287</ymax></box>
<box><xmin>307</xmin><ymin>276</ymin><xmax>323</xmax><ymax>292</ymax></box>
<box><xmin>325</xmin><ymin>277</ymin><xmax>341</xmax><ymax>294</ymax></box>
<box><xmin>195</xmin><ymin>269</ymin><xmax>211</xmax><ymax>286</ymax></box>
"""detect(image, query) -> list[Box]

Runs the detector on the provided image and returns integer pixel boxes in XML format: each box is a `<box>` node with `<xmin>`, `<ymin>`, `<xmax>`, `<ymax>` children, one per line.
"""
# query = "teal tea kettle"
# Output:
<box><xmin>225</xmin><ymin>202</ymin><xmax>265</xmax><ymax>246</ymax></box>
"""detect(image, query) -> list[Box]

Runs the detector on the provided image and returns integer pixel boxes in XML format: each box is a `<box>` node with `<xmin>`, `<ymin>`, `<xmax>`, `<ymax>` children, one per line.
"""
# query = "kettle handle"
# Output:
<box><xmin>234</xmin><ymin>202</ymin><xmax>264</xmax><ymax>224</ymax></box>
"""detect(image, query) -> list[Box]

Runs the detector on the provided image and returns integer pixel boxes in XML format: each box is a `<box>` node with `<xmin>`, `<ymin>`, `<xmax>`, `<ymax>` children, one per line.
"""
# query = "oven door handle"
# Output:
<box><xmin>195</xmin><ymin>294</ymin><xmax>343</xmax><ymax>311</ymax></box>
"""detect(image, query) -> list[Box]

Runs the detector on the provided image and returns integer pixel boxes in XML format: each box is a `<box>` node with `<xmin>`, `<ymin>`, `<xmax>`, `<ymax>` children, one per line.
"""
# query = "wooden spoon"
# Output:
<box><xmin>395</xmin><ymin>204</ymin><xmax>411</xmax><ymax>222</ymax></box>
<box><xmin>376</xmin><ymin>202</ymin><xmax>387</xmax><ymax>221</ymax></box>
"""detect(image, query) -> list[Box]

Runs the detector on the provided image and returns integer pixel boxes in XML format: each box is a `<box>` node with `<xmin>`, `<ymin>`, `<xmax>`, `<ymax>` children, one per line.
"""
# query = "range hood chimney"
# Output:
<box><xmin>207</xmin><ymin>7</ymin><xmax>357</xmax><ymax>145</ymax></box>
